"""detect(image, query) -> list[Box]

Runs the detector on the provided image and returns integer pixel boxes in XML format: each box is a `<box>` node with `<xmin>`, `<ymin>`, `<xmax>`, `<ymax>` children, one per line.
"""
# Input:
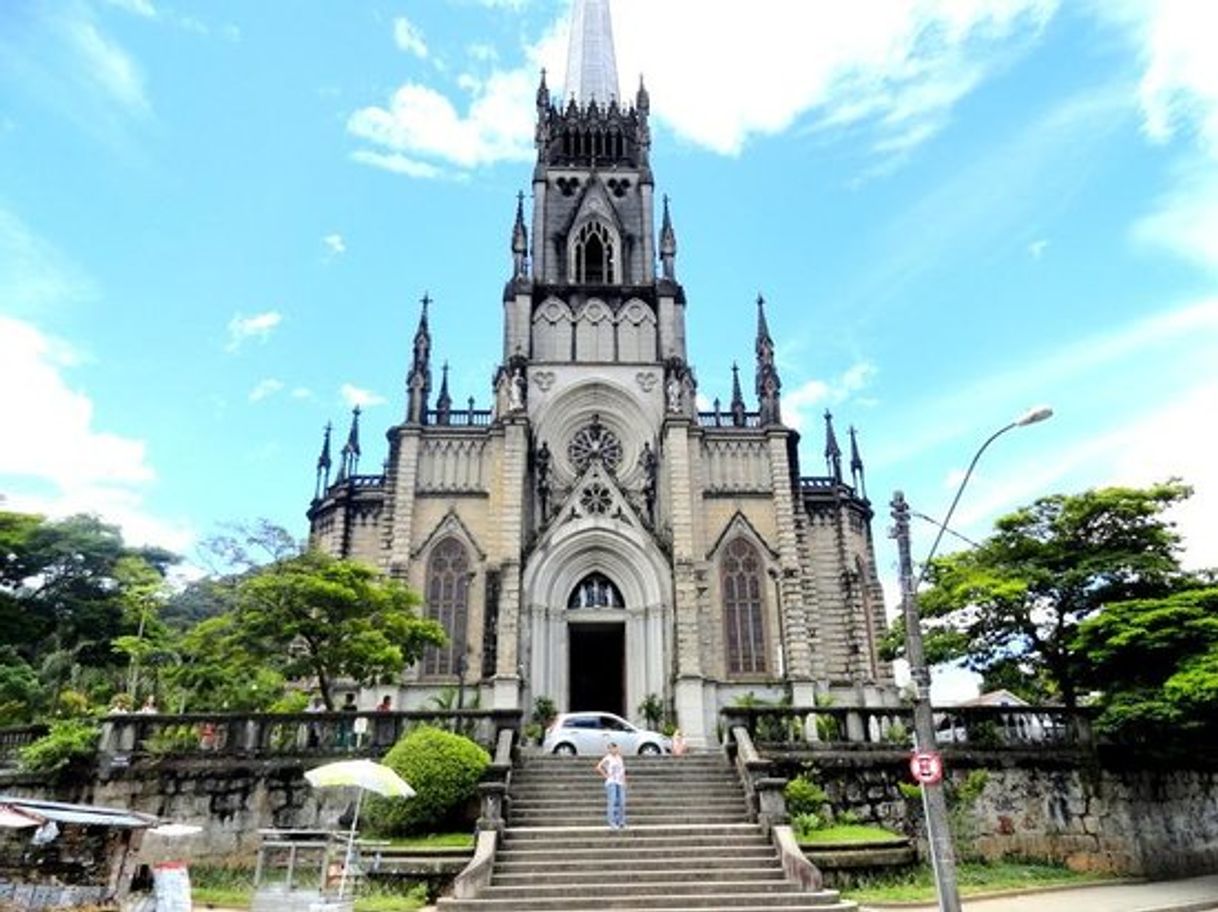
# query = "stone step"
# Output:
<box><xmin>492</xmin><ymin>865</ymin><xmax>785</xmax><ymax>886</ymax></box>
<box><xmin>494</xmin><ymin>853</ymin><xmax>779</xmax><ymax>872</ymax></box>
<box><xmin>437</xmin><ymin>888</ymin><xmax>853</xmax><ymax>910</ymax></box>
<box><xmin>474</xmin><ymin>879</ymin><xmax>807</xmax><ymax>899</ymax></box>
<box><xmin>509</xmin><ymin>798</ymin><xmax>746</xmax><ymax>811</ymax></box>
<box><xmin>509</xmin><ymin>813</ymin><xmax>752</xmax><ymax>827</ymax></box>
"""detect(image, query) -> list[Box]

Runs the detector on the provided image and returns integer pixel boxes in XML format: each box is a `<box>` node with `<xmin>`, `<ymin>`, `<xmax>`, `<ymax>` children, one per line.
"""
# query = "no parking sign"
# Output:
<box><xmin>909</xmin><ymin>751</ymin><xmax>944</xmax><ymax>785</ymax></box>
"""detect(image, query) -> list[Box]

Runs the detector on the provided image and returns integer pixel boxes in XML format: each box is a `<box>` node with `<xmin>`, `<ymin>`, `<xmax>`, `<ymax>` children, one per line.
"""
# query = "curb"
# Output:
<box><xmin>860</xmin><ymin>877</ymin><xmax>1146</xmax><ymax>909</ymax></box>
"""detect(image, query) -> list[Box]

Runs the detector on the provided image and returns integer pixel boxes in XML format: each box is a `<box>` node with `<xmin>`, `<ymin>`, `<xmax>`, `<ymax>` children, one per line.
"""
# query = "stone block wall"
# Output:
<box><xmin>778</xmin><ymin>749</ymin><xmax>1218</xmax><ymax>879</ymax></box>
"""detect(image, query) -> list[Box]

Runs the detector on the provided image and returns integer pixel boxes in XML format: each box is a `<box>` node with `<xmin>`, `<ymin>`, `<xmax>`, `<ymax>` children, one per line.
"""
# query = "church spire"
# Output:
<box><xmin>314</xmin><ymin>422</ymin><xmax>332</xmax><ymax>500</ymax></box>
<box><xmin>824</xmin><ymin>410</ymin><xmax>842</xmax><ymax>483</ymax></box>
<box><xmin>406</xmin><ymin>293</ymin><xmax>433</xmax><ymax>424</ymax></box>
<box><xmin>730</xmin><ymin>361</ymin><xmax>746</xmax><ymax>427</ymax></box>
<box><xmin>849</xmin><ymin>425</ymin><xmax>867</xmax><ymax>499</ymax></box>
<box><xmin>511</xmin><ymin>191</ymin><xmax>528</xmax><ymax>279</ymax></box>
<box><xmin>565</xmin><ymin>0</ymin><xmax>620</xmax><ymax>105</ymax></box>
<box><xmin>755</xmin><ymin>294</ymin><xmax>782</xmax><ymax>425</ymax></box>
<box><xmin>659</xmin><ymin>194</ymin><xmax>677</xmax><ymax>280</ymax></box>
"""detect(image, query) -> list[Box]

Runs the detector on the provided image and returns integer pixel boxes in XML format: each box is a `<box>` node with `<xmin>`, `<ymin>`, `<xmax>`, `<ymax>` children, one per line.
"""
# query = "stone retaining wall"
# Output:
<box><xmin>773</xmin><ymin>748</ymin><xmax>1218</xmax><ymax>878</ymax></box>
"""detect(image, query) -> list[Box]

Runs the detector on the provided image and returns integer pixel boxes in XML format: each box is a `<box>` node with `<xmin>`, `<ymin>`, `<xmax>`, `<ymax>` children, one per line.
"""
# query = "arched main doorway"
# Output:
<box><xmin>567</xmin><ymin>573</ymin><xmax>625</xmax><ymax>715</ymax></box>
<box><xmin>521</xmin><ymin>523</ymin><xmax>672</xmax><ymax>721</ymax></box>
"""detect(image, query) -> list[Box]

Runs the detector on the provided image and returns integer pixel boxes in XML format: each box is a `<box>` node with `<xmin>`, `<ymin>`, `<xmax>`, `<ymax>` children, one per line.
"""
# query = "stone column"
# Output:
<box><xmin>492</xmin><ymin>418</ymin><xmax>528</xmax><ymax>710</ymax></box>
<box><xmin>766</xmin><ymin>430</ymin><xmax>815</xmax><ymax>704</ymax></box>
<box><xmin>385</xmin><ymin>427</ymin><xmax>423</xmax><ymax>575</ymax></box>
<box><xmin>664</xmin><ymin>417</ymin><xmax>707</xmax><ymax>744</ymax></box>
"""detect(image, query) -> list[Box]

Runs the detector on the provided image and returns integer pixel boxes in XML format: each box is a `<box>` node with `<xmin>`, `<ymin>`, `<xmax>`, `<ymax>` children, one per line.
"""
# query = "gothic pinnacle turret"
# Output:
<box><xmin>511</xmin><ymin>191</ymin><xmax>529</xmax><ymax>279</ymax></box>
<box><xmin>406</xmin><ymin>293</ymin><xmax>433</xmax><ymax>424</ymax></box>
<box><xmin>755</xmin><ymin>294</ymin><xmax>782</xmax><ymax>425</ymax></box>
<box><xmin>730</xmin><ymin>362</ymin><xmax>746</xmax><ymax>427</ymax></box>
<box><xmin>660</xmin><ymin>194</ymin><xmax>677</xmax><ymax>281</ymax></box>
<box><xmin>314</xmin><ymin>422</ymin><xmax>333</xmax><ymax>500</ymax></box>
<box><xmin>337</xmin><ymin>406</ymin><xmax>361</xmax><ymax>481</ymax></box>
<box><xmin>824</xmin><ymin>410</ymin><xmax>843</xmax><ymax>483</ymax></box>
<box><xmin>849</xmin><ymin>424</ymin><xmax>868</xmax><ymax>499</ymax></box>
<box><xmin>436</xmin><ymin>361</ymin><xmax>453</xmax><ymax>424</ymax></box>
<box><xmin>566</xmin><ymin>0</ymin><xmax>620</xmax><ymax>105</ymax></box>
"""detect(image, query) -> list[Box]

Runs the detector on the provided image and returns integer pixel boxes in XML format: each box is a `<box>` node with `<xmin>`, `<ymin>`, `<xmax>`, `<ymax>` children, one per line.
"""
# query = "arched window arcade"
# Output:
<box><xmin>721</xmin><ymin>537</ymin><xmax>768</xmax><ymax>675</ymax></box>
<box><xmin>572</xmin><ymin>221</ymin><xmax>616</xmax><ymax>284</ymax></box>
<box><xmin>422</xmin><ymin>537</ymin><xmax>470</xmax><ymax>677</ymax></box>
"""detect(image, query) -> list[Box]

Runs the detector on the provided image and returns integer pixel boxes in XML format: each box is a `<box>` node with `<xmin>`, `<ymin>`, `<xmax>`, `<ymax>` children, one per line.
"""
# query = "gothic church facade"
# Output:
<box><xmin>307</xmin><ymin>0</ymin><xmax>892</xmax><ymax>744</ymax></box>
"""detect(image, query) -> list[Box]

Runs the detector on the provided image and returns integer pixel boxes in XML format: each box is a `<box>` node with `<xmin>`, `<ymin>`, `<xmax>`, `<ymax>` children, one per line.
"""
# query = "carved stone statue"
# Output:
<box><xmin>665</xmin><ymin>372</ymin><xmax>683</xmax><ymax>413</ymax></box>
<box><xmin>639</xmin><ymin>441</ymin><xmax>658</xmax><ymax>524</ymax></box>
<box><xmin>508</xmin><ymin>367</ymin><xmax>526</xmax><ymax>412</ymax></box>
<box><xmin>536</xmin><ymin>441</ymin><xmax>552</xmax><ymax>520</ymax></box>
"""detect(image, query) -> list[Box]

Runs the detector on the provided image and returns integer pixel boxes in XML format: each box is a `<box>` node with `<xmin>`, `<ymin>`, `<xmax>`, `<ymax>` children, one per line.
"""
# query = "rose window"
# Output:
<box><xmin>580</xmin><ymin>483</ymin><xmax>613</xmax><ymax>515</ymax></box>
<box><xmin>566</xmin><ymin>415</ymin><xmax>623</xmax><ymax>474</ymax></box>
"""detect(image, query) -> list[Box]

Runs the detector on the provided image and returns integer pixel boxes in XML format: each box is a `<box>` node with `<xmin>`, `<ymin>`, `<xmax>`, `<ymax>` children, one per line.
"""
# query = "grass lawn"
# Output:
<box><xmin>799</xmin><ymin>824</ymin><xmax>906</xmax><ymax>845</ymax></box>
<box><xmin>387</xmin><ymin>832</ymin><xmax>475</xmax><ymax>850</ymax></box>
<box><xmin>191</xmin><ymin>865</ymin><xmax>431</xmax><ymax>911</ymax></box>
<box><xmin>843</xmin><ymin>860</ymin><xmax>1119</xmax><ymax>904</ymax></box>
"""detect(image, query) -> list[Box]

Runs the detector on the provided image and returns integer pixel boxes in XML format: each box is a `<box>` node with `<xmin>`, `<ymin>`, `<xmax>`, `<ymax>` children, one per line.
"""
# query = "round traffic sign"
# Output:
<box><xmin>909</xmin><ymin>751</ymin><xmax>943</xmax><ymax>785</ymax></box>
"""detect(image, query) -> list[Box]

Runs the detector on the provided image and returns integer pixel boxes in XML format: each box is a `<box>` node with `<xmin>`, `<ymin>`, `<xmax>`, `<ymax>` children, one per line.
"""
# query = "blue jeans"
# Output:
<box><xmin>605</xmin><ymin>782</ymin><xmax>626</xmax><ymax>828</ymax></box>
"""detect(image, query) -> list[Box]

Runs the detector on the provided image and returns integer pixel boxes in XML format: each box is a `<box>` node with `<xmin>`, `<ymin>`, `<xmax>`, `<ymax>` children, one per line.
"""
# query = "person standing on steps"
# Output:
<box><xmin>596</xmin><ymin>742</ymin><xmax>627</xmax><ymax>830</ymax></box>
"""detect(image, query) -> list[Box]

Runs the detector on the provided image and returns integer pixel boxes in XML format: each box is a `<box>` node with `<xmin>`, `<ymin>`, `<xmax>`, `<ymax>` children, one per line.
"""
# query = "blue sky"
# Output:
<box><xmin>2</xmin><ymin>0</ymin><xmax>1216</xmax><ymax>644</ymax></box>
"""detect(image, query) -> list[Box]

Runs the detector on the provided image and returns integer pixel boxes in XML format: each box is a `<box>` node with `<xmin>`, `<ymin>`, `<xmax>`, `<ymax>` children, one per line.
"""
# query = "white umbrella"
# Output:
<box><xmin>304</xmin><ymin>760</ymin><xmax>415</xmax><ymax>899</ymax></box>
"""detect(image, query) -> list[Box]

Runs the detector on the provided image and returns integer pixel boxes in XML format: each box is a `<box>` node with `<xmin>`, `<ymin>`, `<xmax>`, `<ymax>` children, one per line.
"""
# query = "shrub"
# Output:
<box><xmin>898</xmin><ymin>782</ymin><xmax>923</xmax><ymax>800</ymax></box>
<box><xmin>19</xmin><ymin>719</ymin><xmax>100</xmax><ymax>773</ymax></box>
<box><xmin>792</xmin><ymin>812</ymin><xmax>824</xmax><ymax>838</ymax></box>
<box><xmin>366</xmin><ymin>726</ymin><xmax>490</xmax><ymax>835</ymax></box>
<box><xmin>785</xmin><ymin>776</ymin><xmax>829</xmax><ymax>816</ymax></box>
<box><xmin>531</xmin><ymin>696</ymin><xmax>557</xmax><ymax>727</ymax></box>
<box><xmin>638</xmin><ymin>693</ymin><xmax>664</xmax><ymax>729</ymax></box>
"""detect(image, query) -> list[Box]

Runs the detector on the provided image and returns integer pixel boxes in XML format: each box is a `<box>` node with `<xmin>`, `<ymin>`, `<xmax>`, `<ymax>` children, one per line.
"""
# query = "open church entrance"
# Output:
<box><xmin>568</xmin><ymin>572</ymin><xmax>625</xmax><ymax>716</ymax></box>
<box><xmin>568</xmin><ymin>624</ymin><xmax>624</xmax><ymax>716</ymax></box>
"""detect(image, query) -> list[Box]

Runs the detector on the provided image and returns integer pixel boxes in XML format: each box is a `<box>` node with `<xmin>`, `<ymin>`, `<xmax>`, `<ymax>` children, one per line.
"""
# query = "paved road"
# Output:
<box><xmin>860</xmin><ymin>874</ymin><xmax>1218</xmax><ymax>912</ymax></box>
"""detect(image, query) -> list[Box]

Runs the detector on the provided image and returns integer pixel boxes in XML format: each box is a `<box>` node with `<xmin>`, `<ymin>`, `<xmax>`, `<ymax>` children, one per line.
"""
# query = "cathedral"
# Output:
<box><xmin>307</xmin><ymin>0</ymin><xmax>893</xmax><ymax>745</ymax></box>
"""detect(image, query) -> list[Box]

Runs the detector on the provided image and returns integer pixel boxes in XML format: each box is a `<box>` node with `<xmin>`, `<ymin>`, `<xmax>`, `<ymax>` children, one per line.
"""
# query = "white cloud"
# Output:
<box><xmin>248</xmin><ymin>378</ymin><xmax>284</xmax><ymax>402</ymax></box>
<box><xmin>1097</xmin><ymin>2</ymin><xmax>1218</xmax><ymax>271</ymax></box>
<box><xmin>348</xmin><ymin>69</ymin><xmax>536</xmax><ymax>174</ymax></box>
<box><xmin>1028</xmin><ymin>238</ymin><xmax>1049</xmax><ymax>259</ymax></box>
<box><xmin>341</xmin><ymin>383</ymin><xmax>387</xmax><ymax>408</ymax></box>
<box><xmin>64</xmin><ymin>16</ymin><xmax>149</xmax><ymax>114</ymax></box>
<box><xmin>323</xmin><ymin>232</ymin><xmax>346</xmax><ymax>256</ymax></box>
<box><xmin>291</xmin><ymin>387</ymin><xmax>314</xmax><ymax>400</ymax></box>
<box><xmin>226</xmin><ymin>310</ymin><xmax>283</xmax><ymax>352</ymax></box>
<box><xmin>0</xmin><ymin>208</ymin><xmax>93</xmax><ymax>316</ymax></box>
<box><xmin>467</xmin><ymin>43</ymin><xmax>499</xmax><ymax>63</ymax></box>
<box><xmin>104</xmin><ymin>0</ymin><xmax>157</xmax><ymax>17</ymax></box>
<box><xmin>0</xmin><ymin>316</ymin><xmax>193</xmax><ymax>553</ymax></box>
<box><xmin>784</xmin><ymin>361</ymin><xmax>877</xmax><ymax>433</ymax></box>
<box><xmin>393</xmin><ymin>17</ymin><xmax>429</xmax><ymax>59</ymax></box>
<box><xmin>1134</xmin><ymin>158</ymin><xmax>1218</xmax><ymax>272</ymax></box>
<box><xmin>350</xmin><ymin>149</ymin><xmax>447</xmax><ymax>180</ymax></box>
<box><xmin>351</xmin><ymin>0</ymin><xmax>1058</xmax><ymax>175</ymax></box>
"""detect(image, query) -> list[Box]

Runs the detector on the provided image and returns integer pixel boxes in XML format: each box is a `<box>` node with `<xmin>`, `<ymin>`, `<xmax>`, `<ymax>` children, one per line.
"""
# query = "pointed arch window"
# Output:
<box><xmin>573</xmin><ymin>222</ymin><xmax>616</xmax><ymax>284</ymax></box>
<box><xmin>423</xmin><ymin>537</ymin><xmax>470</xmax><ymax>677</ymax></box>
<box><xmin>568</xmin><ymin>572</ymin><xmax>624</xmax><ymax>609</ymax></box>
<box><xmin>722</xmin><ymin>538</ymin><xmax>768</xmax><ymax>675</ymax></box>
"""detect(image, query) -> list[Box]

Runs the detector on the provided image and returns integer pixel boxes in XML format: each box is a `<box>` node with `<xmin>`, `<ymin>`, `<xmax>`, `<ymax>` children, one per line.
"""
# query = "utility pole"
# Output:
<box><xmin>892</xmin><ymin>490</ymin><xmax>962</xmax><ymax>912</ymax></box>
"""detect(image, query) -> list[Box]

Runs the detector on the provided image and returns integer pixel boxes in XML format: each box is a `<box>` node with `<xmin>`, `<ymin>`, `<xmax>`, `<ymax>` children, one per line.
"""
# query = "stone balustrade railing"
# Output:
<box><xmin>0</xmin><ymin>724</ymin><xmax>48</xmax><ymax>763</ymax></box>
<box><xmin>95</xmin><ymin>709</ymin><xmax>522</xmax><ymax>760</ymax></box>
<box><xmin>721</xmin><ymin>704</ymin><xmax>1095</xmax><ymax>751</ymax></box>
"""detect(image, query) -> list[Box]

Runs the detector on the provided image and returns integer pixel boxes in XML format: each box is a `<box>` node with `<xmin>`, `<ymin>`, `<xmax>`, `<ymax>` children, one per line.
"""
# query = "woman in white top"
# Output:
<box><xmin>595</xmin><ymin>742</ymin><xmax>627</xmax><ymax>829</ymax></box>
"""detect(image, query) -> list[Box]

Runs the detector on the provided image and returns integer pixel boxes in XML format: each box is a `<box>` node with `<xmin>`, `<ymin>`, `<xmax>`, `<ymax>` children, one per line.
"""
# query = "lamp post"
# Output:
<box><xmin>891</xmin><ymin>405</ymin><xmax>1052</xmax><ymax>912</ymax></box>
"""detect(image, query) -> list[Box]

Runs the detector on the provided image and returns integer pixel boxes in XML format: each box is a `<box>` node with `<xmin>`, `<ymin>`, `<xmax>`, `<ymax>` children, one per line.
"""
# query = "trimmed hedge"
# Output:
<box><xmin>365</xmin><ymin>726</ymin><xmax>490</xmax><ymax>835</ymax></box>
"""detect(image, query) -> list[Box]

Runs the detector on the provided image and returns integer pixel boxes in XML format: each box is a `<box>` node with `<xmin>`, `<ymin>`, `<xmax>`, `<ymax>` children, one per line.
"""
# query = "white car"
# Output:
<box><xmin>542</xmin><ymin>712</ymin><xmax>672</xmax><ymax>756</ymax></box>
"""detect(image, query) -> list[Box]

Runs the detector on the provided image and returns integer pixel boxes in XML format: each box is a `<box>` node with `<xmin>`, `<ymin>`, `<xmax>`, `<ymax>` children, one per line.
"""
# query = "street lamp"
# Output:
<box><xmin>891</xmin><ymin>404</ymin><xmax>1053</xmax><ymax>912</ymax></box>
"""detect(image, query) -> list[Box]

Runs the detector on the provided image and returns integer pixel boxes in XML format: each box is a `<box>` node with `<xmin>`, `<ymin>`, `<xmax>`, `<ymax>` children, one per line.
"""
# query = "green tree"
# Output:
<box><xmin>168</xmin><ymin>614</ymin><xmax>289</xmax><ymax>711</ymax></box>
<box><xmin>894</xmin><ymin>481</ymin><xmax>1193</xmax><ymax>708</ymax></box>
<box><xmin>1074</xmin><ymin>585</ymin><xmax>1218</xmax><ymax>739</ymax></box>
<box><xmin>232</xmin><ymin>551</ymin><xmax>445</xmax><ymax>709</ymax></box>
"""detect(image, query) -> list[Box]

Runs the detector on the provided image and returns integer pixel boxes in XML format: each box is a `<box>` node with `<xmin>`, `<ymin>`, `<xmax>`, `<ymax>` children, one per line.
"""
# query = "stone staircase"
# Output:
<box><xmin>437</xmin><ymin>753</ymin><xmax>857</xmax><ymax>911</ymax></box>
